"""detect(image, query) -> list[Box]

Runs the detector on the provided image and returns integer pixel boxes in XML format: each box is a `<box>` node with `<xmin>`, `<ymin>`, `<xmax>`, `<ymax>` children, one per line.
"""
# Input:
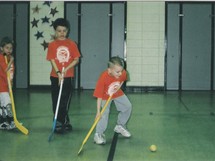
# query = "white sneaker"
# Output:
<box><xmin>7</xmin><ymin>121</ymin><xmax>16</xmax><ymax>130</ymax></box>
<box><xmin>94</xmin><ymin>133</ymin><xmax>106</xmax><ymax>144</ymax></box>
<box><xmin>114</xmin><ymin>125</ymin><xmax>131</xmax><ymax>137</ymax></box>
<box><xmin>0</xmin><ymin>122</ymin><xmax>9</xmax><ymax>130</ymax></box>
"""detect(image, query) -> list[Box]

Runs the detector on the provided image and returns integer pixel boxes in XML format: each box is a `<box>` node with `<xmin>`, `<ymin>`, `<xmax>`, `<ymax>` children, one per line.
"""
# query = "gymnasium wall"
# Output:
<box><xmin>126</xmin><ymin>2</ymin><xmax>165</xmax><ymax>87</ymax></box>
<box><xmin>29</xmin><ymin>1</ymin><xmax>64</xmax><ymax>85</ymax></box>
<box><xmin>29</xmin><ymin>1</ymin><xmax>165</xmax><ymax>87</ymax></box>
<box><xmin>6</xmin><ymin>1</ymin><xmax>214</xmax><ymax>90</ymax></box>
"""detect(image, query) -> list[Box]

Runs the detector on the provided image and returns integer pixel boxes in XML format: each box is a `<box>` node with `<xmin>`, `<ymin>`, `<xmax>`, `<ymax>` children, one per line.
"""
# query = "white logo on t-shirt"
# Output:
<box><xmin>107</xmin><ymin>81</ymin><xmax>121</xmax><ymax>96</ymax></box>
<box><xmin>56</xmin><ymin>46</ymin><xmax>70</xmax><ymax>63</ymax></box>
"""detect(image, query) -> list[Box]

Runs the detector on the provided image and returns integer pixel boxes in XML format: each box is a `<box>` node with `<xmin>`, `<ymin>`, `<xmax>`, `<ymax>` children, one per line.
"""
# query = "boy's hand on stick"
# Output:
<box><xmin>57</xmin><ymin>67</ymin><xmax>65</xmax><ymax>85</ymax></box>
<box><xmin>95</xmin><ymin>112</ymin><xmax>101</xmax><ymax>121</ymax></box>
<box><xmin>57</xmin><ymin>73</ymin><xmax>63</xmax><ymax>85</ymax></box>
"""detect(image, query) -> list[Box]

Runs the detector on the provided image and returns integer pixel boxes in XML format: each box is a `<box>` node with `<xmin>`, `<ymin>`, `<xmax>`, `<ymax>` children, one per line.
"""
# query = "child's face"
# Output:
<box><xmin>1</xmin><ymin>43</ymin><xmax>13</xmax><ymax>55</ymax></box>
<box><xmin>55</xmin><ymin>26</ymin><xmax>68</xmax><ymax>40</ymax></box>
<box><xmin>108</xmin><ymin>64</ymin><xmax>123</xmax><ymax>79</ymax></box>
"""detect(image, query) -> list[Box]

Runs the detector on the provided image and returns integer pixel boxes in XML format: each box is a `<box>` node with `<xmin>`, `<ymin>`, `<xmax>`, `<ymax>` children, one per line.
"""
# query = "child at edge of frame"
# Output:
<box><xmin>46</xmin><ymin>18</ymin><xmax>81</xmax><ymax>134</ymax></box>
<box><xmin>93</xmin><ymin>56</ymin><xmax>132</xmax><ymax>145</ymax></box>
<box><xmin>0</xmin><ymin>36</ymin><xmax>16</xmax><ymax>130</ymax></box>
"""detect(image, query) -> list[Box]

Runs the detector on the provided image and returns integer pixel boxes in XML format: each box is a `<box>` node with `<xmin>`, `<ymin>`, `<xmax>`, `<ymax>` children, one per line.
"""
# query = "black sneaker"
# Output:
<box><xmin>54</xmin><ymin>122</ymin><xmax>65</xmax><ymax>134</ymax></box>
<box><xmin>65</xmin><ymin>123</ymin><xmax>73</xmax><ymax>131</ymax></box>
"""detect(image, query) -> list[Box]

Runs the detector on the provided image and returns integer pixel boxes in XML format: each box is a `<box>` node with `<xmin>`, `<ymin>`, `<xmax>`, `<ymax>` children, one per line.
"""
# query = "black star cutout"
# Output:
<box><xmin>34</xmin><ymin>31</ymin><xmax>44</xmax><ymax>40</ymax></box>
<box><xmin>50</xmin><ymin>20</ymin><xmax>55</xmax><ymax>27</ymax></box>
<box><xmin>43</xmin><ymin>1</ymin><xmax>52</xmax><ymax>7</ymax></box>
<box><xmin>32</xmin><ymin>5</ymin><xmax>41</xmax><ymax>14</ymax></box>
<box><xmin>41</xmin><ymin>40</ymin><xmax>49</xmax><ymax>50</ymax></box>
<box><xmin>31</xmin><ymin>18</ymin><xmax>39</xmax><ymax>28</ymax></box>
<box><xmin>50</xmin><ymin>7</ymin><xmax>59</xmax><ymax>17</ymax></box>
<box><xmin>41</xmin><ymin>16</ymin><xmax>50</xmax><ymax>24</ymax></box>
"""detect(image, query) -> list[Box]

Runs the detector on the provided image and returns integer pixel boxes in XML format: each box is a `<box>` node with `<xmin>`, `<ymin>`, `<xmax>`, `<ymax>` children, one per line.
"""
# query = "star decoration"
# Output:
<box><xmin>32</xmin><ymin>5</ymin><xmax>41</xmax><ymax>14</ymax></box>
<box><xmin>34</xmin><ymin>31</ymin><xmax>44</xmax><ymax>40</ymax></box>
<box><xmin>41</xmin><ymin>40</ymin><xmax>49</xmax><ymax>50</ymax></box>
<box><xmin>50</xmin><ymin>20</ymin><xmax>55</xmax><ymax>27</ymax></box>
<box><xmin>31</xmin><ymin>18</ymin><xmax>39</xmax><ymax>28</ymax></box>
<box><xmin>41</xmin><ymin>16</ymin><xmax>50</xmax><ymax>24</ymax></box>
<box><xmin>50</xmin><ymin>7</ymin><xmax>59</xmax><ymax>17</ymax></box>
<box><xmin>30</xmin><ymin>2</ymin><xmax>63</xmax><ymax>52</ymax></box>
<box><xmin>43</xmin><ymin>1</ymin><xmax>52</xmax><ymax>7</ymax></box>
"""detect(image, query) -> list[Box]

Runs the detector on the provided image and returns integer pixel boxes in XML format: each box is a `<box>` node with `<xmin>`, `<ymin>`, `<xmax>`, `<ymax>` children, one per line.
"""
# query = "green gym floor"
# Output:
<box><xmin>0</xmin><ymin>89</ymin><xmax>215</xmax><ymax>161</ymax></box>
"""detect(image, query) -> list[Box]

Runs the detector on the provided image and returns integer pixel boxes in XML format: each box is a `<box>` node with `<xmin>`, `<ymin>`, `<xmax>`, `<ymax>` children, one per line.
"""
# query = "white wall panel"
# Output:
<box><xmin>29</xmin><ymin>1</ymin><xmax>64</xmax><ymax>85</ymax></box>
<box><xmin>126</xmin><ymin>2</ymin><xmax>165</xmax><ymax>87</ymax></box>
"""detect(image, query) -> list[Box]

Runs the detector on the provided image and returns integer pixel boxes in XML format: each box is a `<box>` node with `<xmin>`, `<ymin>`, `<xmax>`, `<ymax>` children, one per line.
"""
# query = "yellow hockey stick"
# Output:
<box><xmin>78</xmin><ymin>81</ymin><xmax>124</xmax><ymax>155</ymax></box>
<box><xmin>78</xmin><ymin>95</ymin><xmax>112</xmax><ymax>155</ymax></box>
<box><xmin>5</xmin><ymin>56</ymin><xmax>29</xmax><ymax>135</ymax></box>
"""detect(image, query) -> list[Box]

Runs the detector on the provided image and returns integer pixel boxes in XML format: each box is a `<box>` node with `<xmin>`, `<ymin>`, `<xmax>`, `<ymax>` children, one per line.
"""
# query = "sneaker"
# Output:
<box><xmin>54</xmin><ymin>122</ymin><xmax>65</xmax><ymax>134</ymax></box>
<box><xmin>114</xmin><ymin>125</ymin><xmax>131</xmax><ymax>137</ymax></box>
<box><xmin>94</xmin><ymin>133</ymin><xmax>106</xmax><ymax>144</ymax></box>
<box><xmin>65</xmin><ymin>123</ymin><xmax>73</xmax><ymax>131</ymax></box>
<box><xmin>55</xmin><ymin>125</ymin><xmax>65</xmax><ymax>134</ymax></box>
<box><xmin>7</xmin><ymin>121</ymin><xmax>16</xmax><ymax>130</ymax></box>
<box><xmin>0</xmin><ymin>122</ymin><xmax>9</xmax><ymax>130</ymax></box>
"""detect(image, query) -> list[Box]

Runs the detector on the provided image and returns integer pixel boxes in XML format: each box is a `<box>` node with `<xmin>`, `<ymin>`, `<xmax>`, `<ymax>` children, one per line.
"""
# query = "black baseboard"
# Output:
<box><xmin>126</xmin><ymin>86</ymin><xmax>165</xmax><ymax>93</ymax></box>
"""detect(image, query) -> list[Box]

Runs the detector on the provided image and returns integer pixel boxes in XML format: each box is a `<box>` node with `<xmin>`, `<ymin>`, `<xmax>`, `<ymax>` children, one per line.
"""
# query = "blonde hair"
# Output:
<box><xmin>108</xmin><ymin>56</ymin><xmax>124</xmax><ymax>68</ymax></box>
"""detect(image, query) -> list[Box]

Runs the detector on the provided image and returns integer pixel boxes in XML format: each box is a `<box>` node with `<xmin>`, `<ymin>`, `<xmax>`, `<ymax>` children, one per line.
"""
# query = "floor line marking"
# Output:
<box><xmin>178</xmin><ymin>93</ymin><xmax>190</xmax><ymax>111</ymax></box>
<box><xmin>107</xmin><ymin>132</ymin><xmax>118</xmax><ymax>161</ymax></box>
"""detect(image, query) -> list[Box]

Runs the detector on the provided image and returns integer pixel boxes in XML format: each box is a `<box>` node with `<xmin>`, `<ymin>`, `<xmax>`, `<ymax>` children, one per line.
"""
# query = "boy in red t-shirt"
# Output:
<box><xmin>46</xmin><ymin>18</ymin><xmax>81</xmax><ymax>133</ymax></box>
<box><xmin>93</xmin><ymin>56</ymin><xmax>132</xmax><ymax>144</ymax></box>
<box><xmin>0</xmin><ymin>37</ymin><xmax>15</xmax><ymax>130</ymax></box>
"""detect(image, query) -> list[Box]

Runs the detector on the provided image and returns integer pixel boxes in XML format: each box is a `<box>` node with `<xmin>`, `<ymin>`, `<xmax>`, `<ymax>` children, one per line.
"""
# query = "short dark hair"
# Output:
<box><xmin>108</xmin><ymin>56</ymin><xmax>124</xmax><ymax>68</ymax></box>
<box><xmin>53</xmin><ymin>18</ymin><xmax>70</xmax><ymax>30</ymax></box>
<box><xmin>0</xmin><ymin>37</ymin><xmax>13</xmax><ymax>47</ymax></box>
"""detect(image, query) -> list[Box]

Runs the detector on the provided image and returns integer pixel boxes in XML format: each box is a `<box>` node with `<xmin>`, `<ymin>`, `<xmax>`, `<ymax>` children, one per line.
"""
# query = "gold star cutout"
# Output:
<box><xmin>32</xmin><ymin>5</ymin><xmax>41</xmax><ymax>14</ymax></box>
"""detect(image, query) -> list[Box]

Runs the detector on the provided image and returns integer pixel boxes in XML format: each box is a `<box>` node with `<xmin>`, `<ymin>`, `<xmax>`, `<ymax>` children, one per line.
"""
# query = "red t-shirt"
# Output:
<box><xmin>46</xmin><ymin>39</ymin><xmax>81</xmax><ymax>78</ymax></box>
<box><xmin>93</xmin><ymin>69</ymin><xmax>127</xmax><ymax>100</ymax></box>
<box><xmin>0</xmin><ymin>54</ymin><xmax>14</xmax><ymax>92</ymax></box>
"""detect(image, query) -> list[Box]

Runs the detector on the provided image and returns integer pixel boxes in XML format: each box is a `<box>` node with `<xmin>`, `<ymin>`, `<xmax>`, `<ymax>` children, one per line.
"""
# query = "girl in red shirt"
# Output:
<box><xmin>0</xmin><ymin>37</ymin><xmax>15</xmax><ymax>130</ymax></box>
<box><xmin>46</xmin><ymin>18</ymin><xmax>81</xmax><ymax>134</ymax></box>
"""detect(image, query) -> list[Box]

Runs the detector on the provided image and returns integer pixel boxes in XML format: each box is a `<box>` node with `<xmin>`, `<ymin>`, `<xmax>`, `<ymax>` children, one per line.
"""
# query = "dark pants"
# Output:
<box><xmin>50</xmin><ymin>76</ymin><xmax>72</xmax><ymax>125</ymax></box>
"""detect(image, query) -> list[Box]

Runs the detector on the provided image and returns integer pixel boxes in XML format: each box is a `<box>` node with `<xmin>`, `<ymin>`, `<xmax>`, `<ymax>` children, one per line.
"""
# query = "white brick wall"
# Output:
<box><xmin>126</xmin><ymin>2</ymin><xmax>165</xmax><ymax>87</ymax></box>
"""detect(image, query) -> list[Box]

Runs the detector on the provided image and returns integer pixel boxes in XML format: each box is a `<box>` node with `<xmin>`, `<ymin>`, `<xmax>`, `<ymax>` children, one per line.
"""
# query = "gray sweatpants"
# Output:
<box><xmin>96</xmin><ymin>94</ymin><xmax>132</xmax><ymax>134</ymax></box>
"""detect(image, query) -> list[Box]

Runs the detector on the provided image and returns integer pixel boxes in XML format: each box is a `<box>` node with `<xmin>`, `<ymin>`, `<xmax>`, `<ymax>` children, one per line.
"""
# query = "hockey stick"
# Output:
<box><xmin>48</xmin><ymin>67</ymin><xmax>65</xmax><ymax>142</ymax></box>
<box><xmin>78</xmin><ymin>81</ymin><xmax>123</xmax><ymax>155</ymax></box>
<box><xmin>78</xmin><ymin>95</ymin><xmax>112</xmax><ymax>155</ymax></box>
<box><xmin>4</xmin><ymin>56</ymin><xmax>29</xmax><ymax>135</ymax></box>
